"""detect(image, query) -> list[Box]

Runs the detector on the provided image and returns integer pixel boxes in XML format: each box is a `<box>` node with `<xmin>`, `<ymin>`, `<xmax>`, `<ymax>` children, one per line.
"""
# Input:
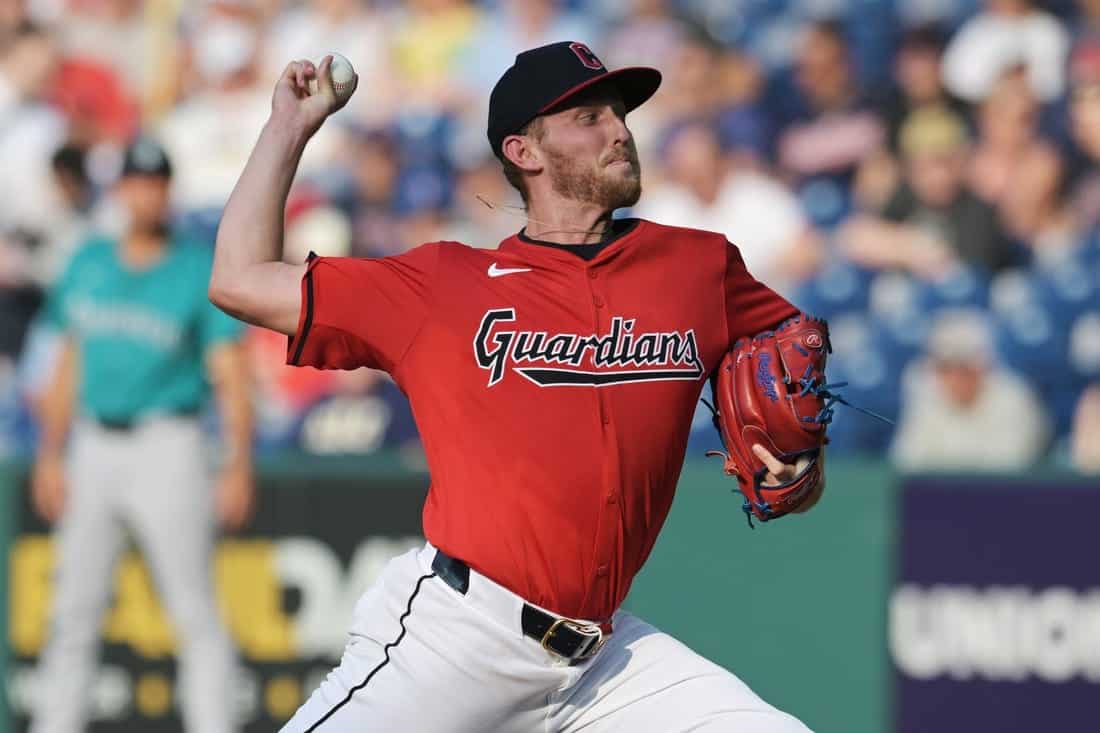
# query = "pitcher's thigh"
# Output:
<box><xmin>281</xmin><ymin>554</ymin><xmax>558</xmax><ymax>733</ymax></box>
<box><xmin>556</xmin><ymin>613</ymin><xmax>812</xmax><ymax>733</ymax></box>
<box><xmin>279</xmin><ymin>632</ymin><xmax>394</xmax><ymax>733</ymax></box>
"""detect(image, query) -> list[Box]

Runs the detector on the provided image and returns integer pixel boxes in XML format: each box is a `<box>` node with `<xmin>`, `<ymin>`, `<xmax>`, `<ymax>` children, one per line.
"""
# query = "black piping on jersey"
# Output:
<box><xmin>518</xmin><ymin>218</ymin><xmax>640</xmax><ymax>261</ymax></box>
<box><xmin>304</xmin><ymin>570</ymin><xmax>436</xmax><ymax>731</ymax></box>
<box><xmin>289</xmin><ymin>252</ymin><xmax>318</xmax><ymax>366</ymax></box>
<box><xmin>516</xmin><ymin>365</ymin><xmax>704</xmax><ymax>386</ymax></box>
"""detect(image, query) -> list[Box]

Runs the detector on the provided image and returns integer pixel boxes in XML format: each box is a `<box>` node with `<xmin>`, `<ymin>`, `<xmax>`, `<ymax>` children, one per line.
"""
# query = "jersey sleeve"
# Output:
<box><xmin>724</xmin><ymin>241</ymin><xmax>800</xmax><ymax>345</ymax></box>
<box><xmin>287</xmin><ymin>243</ymin><xmax>441</xmax><ymax>372</ymax></box>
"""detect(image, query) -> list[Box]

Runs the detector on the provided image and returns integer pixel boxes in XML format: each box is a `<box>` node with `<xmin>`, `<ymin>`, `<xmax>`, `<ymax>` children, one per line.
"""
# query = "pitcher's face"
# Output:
<box><xmin>535</xmin><ymin>87</ymin><xmax>642</xmax><ymax>210</ymax></box>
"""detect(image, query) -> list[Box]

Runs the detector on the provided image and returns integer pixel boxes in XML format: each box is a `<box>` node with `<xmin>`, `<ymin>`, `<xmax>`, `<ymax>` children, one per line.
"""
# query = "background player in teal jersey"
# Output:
<box><xmin>28</xmin><ymin>137</ymin><xmax>254</xmax><ymax>733</ymax></box>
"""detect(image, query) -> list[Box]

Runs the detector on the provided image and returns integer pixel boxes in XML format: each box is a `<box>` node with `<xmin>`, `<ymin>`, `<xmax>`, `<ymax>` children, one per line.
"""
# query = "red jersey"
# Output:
<box><xmin>288</xmin><ymin>219</ymin><xmax>797</xmax><ymax>620</ymax></box>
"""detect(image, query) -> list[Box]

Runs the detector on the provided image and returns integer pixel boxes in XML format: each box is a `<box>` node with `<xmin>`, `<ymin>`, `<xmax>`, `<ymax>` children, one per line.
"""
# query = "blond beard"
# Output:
<box><xmin>543</xmin><ymin>143</ymin><xmax>642</xmax><ymax>210</ymax></box>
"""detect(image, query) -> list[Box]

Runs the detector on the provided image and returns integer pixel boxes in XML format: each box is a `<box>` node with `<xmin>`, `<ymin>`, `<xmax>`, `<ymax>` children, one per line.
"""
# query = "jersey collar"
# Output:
<box><xmin>498</xmin><ymin>218</ymin><xmax>648</xmax><ymax>266</ymax></box>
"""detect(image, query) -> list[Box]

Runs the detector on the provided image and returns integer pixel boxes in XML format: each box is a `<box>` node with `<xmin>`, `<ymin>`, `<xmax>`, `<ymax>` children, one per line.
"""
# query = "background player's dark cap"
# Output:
<box><xmin>120</xmin><ymin>135</ymin><xmax>173</xmax><ymax>179</ymax></box>
<box><xmin>487</xmin><ymin>41</ymin><xmax>662</xmax><ymax>160</ymax></box>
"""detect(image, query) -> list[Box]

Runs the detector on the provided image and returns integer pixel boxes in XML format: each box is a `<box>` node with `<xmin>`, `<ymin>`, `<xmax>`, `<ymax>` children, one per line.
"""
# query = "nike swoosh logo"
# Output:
<box><xmin>488</xmin><ymin>263</ymin><xmax>532</xmax><ymax>278</ymax></box>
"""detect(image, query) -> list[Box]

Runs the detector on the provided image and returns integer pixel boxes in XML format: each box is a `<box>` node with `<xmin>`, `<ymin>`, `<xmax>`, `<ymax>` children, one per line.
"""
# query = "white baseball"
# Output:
<box><xmin>309</xmin><ymin>52</ymin><xmax>357</xmax><ymax>103</ymax></box>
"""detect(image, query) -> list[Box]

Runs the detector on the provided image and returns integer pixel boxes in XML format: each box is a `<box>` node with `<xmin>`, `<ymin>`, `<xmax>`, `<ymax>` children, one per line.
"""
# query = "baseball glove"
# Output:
<box><xmin>706</xmin><ymin>313</ymin><xmax>837</xmax><ymax>527</ymax></box>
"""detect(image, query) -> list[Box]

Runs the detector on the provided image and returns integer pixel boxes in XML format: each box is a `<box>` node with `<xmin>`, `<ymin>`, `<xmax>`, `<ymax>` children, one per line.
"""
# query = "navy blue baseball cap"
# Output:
<box><xmin>488</xmin><ymin>41</ymin><xmax>661</xmax><ymax>160</ymax></box>
<box><xmin>120</xmin><ymin>135</ymin><xmax>173</xmax><ymax>179</ymax></box>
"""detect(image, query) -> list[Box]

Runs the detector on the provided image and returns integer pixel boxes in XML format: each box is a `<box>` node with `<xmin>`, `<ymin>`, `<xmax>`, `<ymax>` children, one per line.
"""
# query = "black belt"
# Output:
<box><xmin>95</xmin><ymin>416</ymin><xmax>140</xmax><ymax>431</ymax></box>
<box><xmin>431</xmin><ymin>549</ymin><xmax>607</xmax><ymax>663</ymax></box>
<box><xmin>94</xmin><ymin>408</ymin><xmax>199</xmax><ymax>432</ymax></box>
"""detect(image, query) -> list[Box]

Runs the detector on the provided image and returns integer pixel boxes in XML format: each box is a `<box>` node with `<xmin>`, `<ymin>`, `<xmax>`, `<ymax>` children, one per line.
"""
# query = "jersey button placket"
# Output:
<box><xmin>589</xmin><ymin>276</ymin><xmax>610</xmax><ymax>425</ymax></box>
<box><xmin>587</xmin><ymin>264</ymin><xmax>616</xmax><ymax>599</ymax></box>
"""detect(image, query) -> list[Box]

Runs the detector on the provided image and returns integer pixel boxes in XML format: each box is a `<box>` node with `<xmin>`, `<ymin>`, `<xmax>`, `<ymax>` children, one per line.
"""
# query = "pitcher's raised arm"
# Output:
<box><xmin>208</xmin><ymin>55</ymin><xmax>357</xmax><ymax>335</ymax></box>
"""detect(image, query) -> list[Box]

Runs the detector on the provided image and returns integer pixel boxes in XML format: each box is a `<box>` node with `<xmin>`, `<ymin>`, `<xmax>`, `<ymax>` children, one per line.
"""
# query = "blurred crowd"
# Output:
<box><xmin>1</xmin><ymin>0</ymin><xmax>1099</xmax><ymax>473</ymax></box>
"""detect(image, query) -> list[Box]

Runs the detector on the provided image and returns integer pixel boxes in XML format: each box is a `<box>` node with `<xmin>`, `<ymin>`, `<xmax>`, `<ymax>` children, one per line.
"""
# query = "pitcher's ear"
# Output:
<box><xmin>502</xmin><ymin>134</ymin><xmax>543</xmax><ymax>173</ymax></box>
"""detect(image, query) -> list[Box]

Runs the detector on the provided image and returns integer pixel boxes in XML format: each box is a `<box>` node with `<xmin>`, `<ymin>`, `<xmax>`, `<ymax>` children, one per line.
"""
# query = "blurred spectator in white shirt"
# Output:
<box><xmin>635</xmin><ymin>119</ymin><xmax>822</xmax><ymax>295</ymax></box>
<box><xmin>0</xmin><ymin>23</ymin><xmax>67</xmax><ymax>364</ymax></box>
<box><xmin>892</xmin><ymin>308</ymin><xmax>1049</xmax><ymax>471</ymax></box>
<box><xmin>156</xmin><ymin>1</ymin><xmax>274</xmax><ymax>211</ymax></box>
<box><xmin>941</xmin><ymin>0</ymin><xmax>1070</xmax><ymax>103</ymax></box>
<box><xmin>58</xmin><ymin>0</ymin><xmax>147</xmax><ymax>95</ymax></box>
<box><xmin>1071</xmin><ymin>383</ymin><xmax>1100</xmax><ymax>473</ymax></box>
<box><xmin>0</xmin><ymin>22</ymin><xmax>66</xmax><ymax>254</ymax></box>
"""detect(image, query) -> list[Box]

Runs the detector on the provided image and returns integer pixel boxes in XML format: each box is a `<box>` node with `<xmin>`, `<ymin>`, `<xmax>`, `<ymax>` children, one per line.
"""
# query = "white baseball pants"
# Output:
<box><xmin>30</xmin><ymin>417</ymin><xmax>236</xmax><ymax>733</ymax></box>
<box><xmin>281</xmin><ymin>543</ymin><xmax>811</xmax><ymax>732</ymax></box>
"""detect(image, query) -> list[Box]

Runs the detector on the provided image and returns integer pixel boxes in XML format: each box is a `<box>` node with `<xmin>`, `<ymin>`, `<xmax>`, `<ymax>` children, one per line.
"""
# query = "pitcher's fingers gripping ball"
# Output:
<box><xmin>307</xmin><ymin>52</ymin><xmax>358</xmax><ymax>106</ymax></box>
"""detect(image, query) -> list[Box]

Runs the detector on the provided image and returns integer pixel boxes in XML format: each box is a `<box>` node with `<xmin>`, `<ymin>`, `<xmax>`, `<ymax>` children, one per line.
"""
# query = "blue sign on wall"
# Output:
<box><xmin>891</xmin><ymin>479</ymin><xmax>1100</xmax><ymax>733</ymax></box>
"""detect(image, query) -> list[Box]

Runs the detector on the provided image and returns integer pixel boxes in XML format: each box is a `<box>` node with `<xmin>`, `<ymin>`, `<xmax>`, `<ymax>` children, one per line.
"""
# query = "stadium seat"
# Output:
<box><xmin>393</xmin><ymin>166</ymin><xmax>453</xmax><ymax>216</ymax></box>
<box><xmin>1042</xmin><ymin>380</ymin><xmax>1088</xmax><ymax>442</ymax></box>
<box><xmin>989</xmin><ymin>268</ymin><xmax>1042</xmax><ymax>317</ymax></box>
<box><xmin>393</xmin><ymin>110</ymin><xmax>456</xmax><ymax>168</ymax></box>
<box><xmin>915</xmin><ymin>265</ymin><xmax>991</xmax><ymax>313</ymax></box>
<box><xmin>1033</xmin><ymin>255</ymin><xmax>1099</xmax><ymax>323</ymax></box>
<box><xmin>791</xmin><ymin>259</ymin><xmax>875</xmax><ymax>319</ymax></box>
<box><xmin>868</xmin><ymin>271</ymin><xmax>920</xmax><ymax>320</ymax></box>
<box><xmin>993</xmin><ymin>302</ymin><xmax>1062</xmax><ymax>378</ymax></box>
<box><xmin>1079</xmin><ymin>227</ymin><xmax>1100</xmax><ymax>269</ymax></box>
<box><xmin>869</xmin><ymin>312</ymin><xmax>926</xmax><ymax>374</ymax></box>
<box><xmin>798</xmin><ymin>177</ymin><xmax>852</xmax><ymax>229</ymax></box>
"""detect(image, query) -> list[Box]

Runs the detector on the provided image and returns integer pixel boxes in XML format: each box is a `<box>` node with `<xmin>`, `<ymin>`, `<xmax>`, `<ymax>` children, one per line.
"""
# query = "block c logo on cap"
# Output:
<box><xmin>569</xmin><ymin>42</ymin><xmax>604</xmax><ymax>70</ymax></box>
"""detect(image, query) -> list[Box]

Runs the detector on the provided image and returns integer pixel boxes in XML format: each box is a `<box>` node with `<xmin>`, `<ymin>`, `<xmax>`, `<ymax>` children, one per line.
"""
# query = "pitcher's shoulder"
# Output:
<box><xmin>634</xmin><ymin>219</ymin><xmax>728</xmax><ymax>246</ymax></box>
<box><xmin>413</xmin><ymin>239</ymin><xmax>496</xmax><ymax>267</ymax></box>
<box><xmin>633</xmin><ymin>219</ymin><xmax>730</xmax><ymax>261</ymax></box>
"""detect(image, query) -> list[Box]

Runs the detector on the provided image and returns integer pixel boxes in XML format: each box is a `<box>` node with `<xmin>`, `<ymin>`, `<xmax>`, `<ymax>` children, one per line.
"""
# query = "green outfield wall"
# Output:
<box><xmin>1</xmin><ymin>456</ymin><xmax>896</xmax><ymax>733</ymax></box>
<box><xmin>625</xmin><ymin>459</ymin><xmax>896</xmax><ymax>733</ymax></box>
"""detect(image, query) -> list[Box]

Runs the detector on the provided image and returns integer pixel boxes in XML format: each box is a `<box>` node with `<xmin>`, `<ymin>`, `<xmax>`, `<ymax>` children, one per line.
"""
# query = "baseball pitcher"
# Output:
<box><xmin>211</xmin><ymin>43</ymin><xmax>828</xmax><ymax>732</ymax></box>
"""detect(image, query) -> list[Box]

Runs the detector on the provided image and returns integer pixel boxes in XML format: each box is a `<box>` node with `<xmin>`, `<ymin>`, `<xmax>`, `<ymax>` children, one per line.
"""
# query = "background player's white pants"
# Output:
<box><xmin>30</xmin><ymin>417</ymin><xmax>236</xmax><ymax>733</ymax></box>
<box><xmin>282</xmin><ymin>544</ymin><xmax>811</xmax><ymax>733</ymax></box>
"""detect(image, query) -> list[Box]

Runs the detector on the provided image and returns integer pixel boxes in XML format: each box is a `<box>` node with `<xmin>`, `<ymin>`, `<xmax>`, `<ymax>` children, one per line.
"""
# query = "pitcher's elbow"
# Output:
<box><xmin>207</xmin><ymin>276</ymin><xmax>237</xmax><ymax>313</ymax></box>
